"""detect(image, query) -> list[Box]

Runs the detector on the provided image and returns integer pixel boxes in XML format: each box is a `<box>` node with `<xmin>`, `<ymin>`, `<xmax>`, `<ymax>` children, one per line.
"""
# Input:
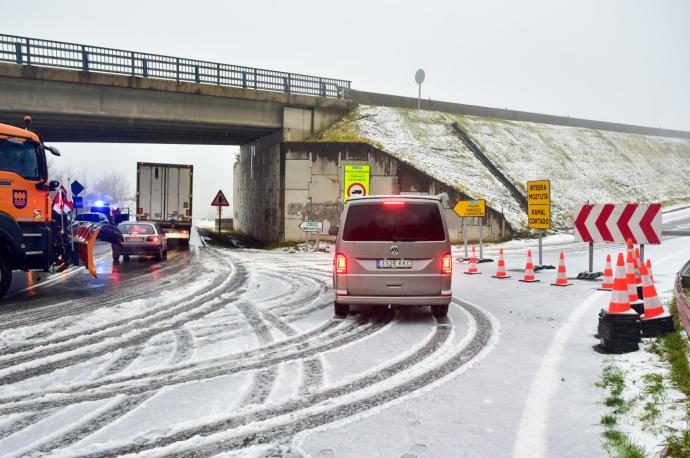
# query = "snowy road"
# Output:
<box><xmin>0</xmin><ymin>209</ymin><xmax>688</xmax><ymax>457</ymax></box>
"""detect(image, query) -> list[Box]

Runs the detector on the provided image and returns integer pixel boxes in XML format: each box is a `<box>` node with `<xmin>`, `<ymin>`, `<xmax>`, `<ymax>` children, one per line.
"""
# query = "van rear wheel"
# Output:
<box><xmin>0</xmin><ymin>253</ymin><xmax>12</xmax><ymax>301</ymax></box>
<box><xmin>432</xmin><ymin>304</ymin><xmax>449</xmax><ymax>318</ymax></box>
<box><xmin>334</xmin><ymin>303</ymin><xmax>349</xmax><ymax>317</ymax></box>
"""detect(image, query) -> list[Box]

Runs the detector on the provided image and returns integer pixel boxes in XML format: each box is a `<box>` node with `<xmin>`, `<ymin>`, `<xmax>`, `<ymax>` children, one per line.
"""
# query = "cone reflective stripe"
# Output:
<box><xmin>598</xmin><ymin>254</ymin><xmax>614</xmax><ymax>291</ymax></box>
<box><xmin>640</xmin><ymin>263</ymin><xmax>665</xmax><ymax>320</ymax></box>
<box><xmin>519</xmin><ymin>249</ymin><xmax>540</xmax><ymax>283</ymax></box>
<box><xmin>492</xmin><ymin>248</ymin><xmax>511</xmax><ymax>279</ymax></box>
<box><xmin>551</xmin><ymin>251</ymin><xmax>572</xmax><ymax>286</ymax></box>
<box><xmin>464</xmin><ymin>245</ymin><xmax>481</xmax><ymax>275</ymax></box>
<box><xmin>646</xmin><ymin>259</ymin><xmax>654</xmax><ymax>284</ymax></box>
<box><xmin>633</xmin><ymin>247</ymin><xmax>642</xmax><ymax>284</ymax></box>
<box><xmin>625</xmin><ymin>251</ymin><xmax>639</xmax><ymax>304</ymax></box>
<box><xmin>608</xmin><ymin>253</ymin><xmax>631</xmax><ymax>313</ymax></box>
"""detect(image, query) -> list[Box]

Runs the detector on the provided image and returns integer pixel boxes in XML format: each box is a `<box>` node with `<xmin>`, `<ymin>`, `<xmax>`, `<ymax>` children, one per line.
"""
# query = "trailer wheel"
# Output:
<box><xmin>0</xmin><ymin>252</ymin><xmax>12</xmax><ymax>301</ymax></box>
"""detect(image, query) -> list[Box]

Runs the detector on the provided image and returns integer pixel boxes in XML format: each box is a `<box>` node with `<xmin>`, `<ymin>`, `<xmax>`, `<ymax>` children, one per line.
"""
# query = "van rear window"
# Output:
<box><xmin>342</xmin><ymin>202</ymin><xmax>445</xmax><ymax>242</ymax></box>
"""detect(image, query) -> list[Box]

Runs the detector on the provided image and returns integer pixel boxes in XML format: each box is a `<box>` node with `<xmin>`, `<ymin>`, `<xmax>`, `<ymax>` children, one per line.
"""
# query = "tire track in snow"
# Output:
<box><xmin>170</xmin><ymin>327</ymin><xmax>194</xmax><ymax>366</ymax></box>
<box><xmin>299</xmin><ymin>357</ymin><xmax>323</xmax><ymax>396</ymax></box>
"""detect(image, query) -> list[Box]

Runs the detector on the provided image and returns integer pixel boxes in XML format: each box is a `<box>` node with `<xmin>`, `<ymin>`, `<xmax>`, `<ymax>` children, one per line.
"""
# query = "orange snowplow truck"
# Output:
<box><xmin>0</xmin><ymin>117</ymin><xmax>122</xmax><ymax>300</ymax></box>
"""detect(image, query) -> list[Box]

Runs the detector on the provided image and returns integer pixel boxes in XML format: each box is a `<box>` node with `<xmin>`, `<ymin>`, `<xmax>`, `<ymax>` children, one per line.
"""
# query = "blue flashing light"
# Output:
<box><xmin>94</xmin><ymin>200</ymin><xmax>105</xmax><ymax>207</ymax></box>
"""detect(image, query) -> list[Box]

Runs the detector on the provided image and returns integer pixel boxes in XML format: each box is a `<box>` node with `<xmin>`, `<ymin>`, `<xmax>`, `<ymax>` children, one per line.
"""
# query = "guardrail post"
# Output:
<box><xmin>284</xmin><ymin>74</ymin><xmax>291</xmax><ymax>93</ymax></box>
<box><xmin>176</xmin><ymin>58</ymin><xmax>180</xmax><ymax>83</ymax></box>
<box><xmin>242</xmin><ymin>71</ymin><xmax>247</xmax><ymax>89</ymax></box>
<box><xmin>194</xmin><ymin>65</ymin><xmax>200</xmax><ymax>83</ymax></box>
<box><xmin>130</xmin><ymin>52</ymin><xmax>135</xmax><ymax>76</ymax></box>
<box><xmin>216</xmin><ymin>63</ymin><xmax>220</xmax><ymax>85</ymax></box>
<box><xmin>25</xmin><ymin>38</ymin><xmax>31</xmax><ymax>65</ymax></box>
<box><xmin>319</xmin><ymin>78</ymin><xmax>325</xmax><ymax>97</ymax></box>
<box><xmin>142</xmin><ymin>58</ymin><xmax>148</xmax><ymax>77</ymax></box>
<box><xmin>14</xmin><ymin>42</ymin><xmax>22</xmax><ymax>64</ymax></box>
<box><xmin>81</xmin><ymin>46</ymin><xmax>89</xmax><ymax>71</ymax></box>
<box><xmin>253</xmin><ymin>68</ymin><xmax>257</xmax><ymax>89</ymax></box>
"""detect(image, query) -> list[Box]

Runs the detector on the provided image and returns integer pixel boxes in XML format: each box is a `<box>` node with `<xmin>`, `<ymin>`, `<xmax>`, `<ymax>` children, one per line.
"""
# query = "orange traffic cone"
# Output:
<box><xmin>519</xmin><ymin>250</ymin><xmax>540</xmax><ymax>283</ymax></box>
<box><xmin>640</xmin><ymin>263</ymin><xmax>666</xmax><ymax>320</ymax></box>
<box><xmin>626</xmin><ymin>251</ymin><xmax>644</xmax><ymax>313</ymax></box>
<box><xmin>492</xmin><ymin>248</ymin><xmax>511</xmax><ymax>279</ymax></box>
<box><xmin>646</xmin><ymin>259</ymin><xmax>654</xmax><ymax>284</ymax></box>
<box><xmin>551</xmin><ymin>252</ymin><xmax>572</xmax><ymax>286</ymax></box>
<box><xmin>607</xmin><ymin>253</ymin><xmax>632</xmax><ymax>314</ymax></box>
<box><xmin>598</xmin><ymin>254</ymin><xmax>614</xmax><ymax>291</ymax></box>
<box><xmin>633</xmin><ymin>247</ymin><xmax>642</xmax><ymax>284</ymax></box>
<box><xmin>464</xmin><ymin>245</ymin><xmax>481</xmax><ymax>275</ymax></box>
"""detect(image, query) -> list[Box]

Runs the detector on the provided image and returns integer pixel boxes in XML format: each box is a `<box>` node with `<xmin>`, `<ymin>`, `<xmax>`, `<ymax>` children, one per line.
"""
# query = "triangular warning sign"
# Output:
<box><xmin>211</xmin><ymin>190</ymin><xmax>230</xmax><ymax>207</ymax></box>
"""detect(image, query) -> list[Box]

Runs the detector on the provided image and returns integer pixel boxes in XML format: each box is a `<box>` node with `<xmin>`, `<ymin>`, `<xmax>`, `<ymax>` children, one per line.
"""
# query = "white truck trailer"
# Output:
<box><xmin>136</xmin><ymin>162</ymin><xmax>193</xmax><ymax>246</ymax></box>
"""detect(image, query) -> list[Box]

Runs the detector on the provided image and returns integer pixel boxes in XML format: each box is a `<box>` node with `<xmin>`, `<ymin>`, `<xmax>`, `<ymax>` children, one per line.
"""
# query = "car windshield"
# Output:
<box><xmin>120</xmin><ymin>224</ymin><xmax>155</xmax><ymax>235</ymax></box>
<box><xmin>0</xmin><ymin>137</ymin><xmax>41</xmax><ymax>180</ymax></box>
<box><xmin>76</xmin><ymin>213</ymin><xmax>103</xmax><ymax>223</ymax></box>
<box><xmin>342</xmin><ymin>202</ymin><xmax>445</xmax><ymax>242</ymax></box>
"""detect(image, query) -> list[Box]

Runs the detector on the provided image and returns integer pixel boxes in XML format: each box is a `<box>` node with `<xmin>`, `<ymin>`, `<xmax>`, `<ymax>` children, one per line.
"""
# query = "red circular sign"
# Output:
<box><xmin>347</xmin><ymin>182</ymin><xmax>366</xmax><ymax>197</ymax></box>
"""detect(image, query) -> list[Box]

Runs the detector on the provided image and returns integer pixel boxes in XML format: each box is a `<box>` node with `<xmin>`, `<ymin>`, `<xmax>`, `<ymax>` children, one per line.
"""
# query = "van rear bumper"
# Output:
<box><xmin>335</xmin><ymin>294</ymin><xmax>451</xmax><ymax>306</ymax></box>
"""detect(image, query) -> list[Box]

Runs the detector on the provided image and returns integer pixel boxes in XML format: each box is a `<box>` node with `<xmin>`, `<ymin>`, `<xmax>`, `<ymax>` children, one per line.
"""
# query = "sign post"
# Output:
<box><xmin>527</xmin><ymin>180</ymin><xmax>553</xmax><ymax>270</ymax></box>
<box><xmin>211</xmin><ymin>190</ymin><xmax>230</xmax><ymax>234</ymax></box>
<box><xmin>299</xmin><ymin>221</ymin><xmax>323</xmax><ymax>253</ymax></box>
<box><xmin>453</xmin><ymin>199</ymin><xmax>490</xmax><ymax>261</ymax></box>
<box><xmin>344</xmin><ymin>165</ymin><xmax>370</xmax><ymax>202</ymax></box>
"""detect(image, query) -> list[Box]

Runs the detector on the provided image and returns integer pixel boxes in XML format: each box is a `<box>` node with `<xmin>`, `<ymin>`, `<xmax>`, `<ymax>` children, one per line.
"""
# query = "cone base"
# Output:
<box><xmin>519</xmin><ymin>278</ymin><xmax>540</xmax><ymax>283</ymax></box>
<box><xmin>630</xmin><ymin>301</ymin><xmax>645</xmax><ymax>315</ymax></box>
<box><xmin>597</xmin><ymin>311</ymin><xmax>641</xmax><ymax>353</ymax></box>
<box><xmin>551</xmin><ymin>282</ymin><xmax>573</xmax><ymax>287</ymax></box>
<box><xmin>464</xmin><ymin>272</ymin><xmax>482</xmax><ymax>275</ymax></box>
<box><xmin>641</xmin><ymin>315</ymin><xmax>675</xmax><ymax>337</ymax></box>
<box><xmin>491</xmin><ymin>275</ymin><xmax>512</xmax><ymax>279</ymax></box>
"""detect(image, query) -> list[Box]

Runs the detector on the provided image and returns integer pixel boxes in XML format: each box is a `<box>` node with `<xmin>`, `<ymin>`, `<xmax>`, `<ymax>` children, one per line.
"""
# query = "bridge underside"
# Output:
<box><xmin>0</xmin><ymin>110</ymin><xmax>275</xmax><ymax>144</ymax></box>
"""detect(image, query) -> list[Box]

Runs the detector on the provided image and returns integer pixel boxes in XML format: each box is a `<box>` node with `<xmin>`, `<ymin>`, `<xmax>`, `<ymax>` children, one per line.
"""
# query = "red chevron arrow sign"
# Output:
<box><xmin>574</xmin><ymin>203</ymin><xmax>662</xmax><ymax>244</ymax></box>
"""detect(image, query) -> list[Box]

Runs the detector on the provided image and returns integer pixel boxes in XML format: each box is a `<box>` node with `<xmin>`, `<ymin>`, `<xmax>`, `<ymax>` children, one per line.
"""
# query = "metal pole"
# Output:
<box><xmin>305</xmin><ymin>231</ymin><xmax>309</xmax><ymax>253</ymax></box>
<box><xmin>417</xmin><ymin>83</ymin><xmax>421</xmax><ymax>109</ymax></box>
<box><xmin>640</xmin><ymin>244</ymin><xmax>645</xmax><ymax>263</ymax></box>
<box><xmin>68</xmin><ymin>179</ymin><xmax>75</xmax><ymax>255</ymax></box>
<box><xmin>316</xmin><ymin>232</ymin><xmax>320</xmax><ymax>252</ymax></box>
<box><xmin>538</xmin><ymin>232</ymin><xmax>543</xmax><ymax>266</ymax></box>
<box><xmin>462</xmin><ymin>218</ymin><xmax>468</xmax><ymax>259</ymax></box>
<box><xmin>217</xmin><ymin>206</ymin><xmax>221</xmax><ymax>234</ymax></box>
<box><xmin>588</xmin><ymin>241</ymin><xmax>594</xmax><ymax>273</ymax></box>
<box><xmin>479</xmin><ymin>216</ymin><xmax>484</xmax><ymax>260</ymax></box>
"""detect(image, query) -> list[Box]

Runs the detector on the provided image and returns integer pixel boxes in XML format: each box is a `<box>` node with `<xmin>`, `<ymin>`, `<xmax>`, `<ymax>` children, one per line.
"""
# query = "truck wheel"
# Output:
<box><xmin>155</xmin><ymin>250</ymin><xmax>163</xmax><ymax>262</ymax></box>
<box><xmin>334</xmin><ymin>302</ymin><xmax>349</xmax><ymax>317</ymax></box>
<box><xmin>0</xmin><ymin>253</ymin><xmax>12</xmax><ymax>301</ymax></box>
<box><xmin>162</xmin><ymin>249</ymin><xmax>168</xmax><ymax>260</ymax></box>
<box><xmin>112</xmin><ymin>253</ymin><xmax>120</xmax><ymax>263</ymax></box>
<box><xmin>432</xmin><ymin>304</ymin><xmax>449</xmax><ymax>318</ymax></box>
<box><xmin>123</xmin><ymin>255</ymin><xmax>130</xmax><ymax>262</ymax></box>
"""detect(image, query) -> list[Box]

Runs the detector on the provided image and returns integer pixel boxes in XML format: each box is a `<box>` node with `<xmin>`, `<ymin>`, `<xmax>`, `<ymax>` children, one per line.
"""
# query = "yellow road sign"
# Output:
<box><xmin>453</xmin><ymin>199</ymin><xmax>486</xmax><ymax>217</ymax></box>
<box><xmin>344</xmin><ymin>165</ymin><xmax>370</xmax><ymax>202</ymax></box>
<box><xmin>527</xmin><ymin>179</ymin><xmax>551</xmax><ymax>229</ymax></box>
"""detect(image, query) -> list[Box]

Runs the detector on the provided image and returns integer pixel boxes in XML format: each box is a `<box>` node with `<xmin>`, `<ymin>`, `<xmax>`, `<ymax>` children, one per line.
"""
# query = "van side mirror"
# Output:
<box><xmin>328</xmin><ymin>226</ymin><xmax>339</xmax><ymax>236</ymax></box>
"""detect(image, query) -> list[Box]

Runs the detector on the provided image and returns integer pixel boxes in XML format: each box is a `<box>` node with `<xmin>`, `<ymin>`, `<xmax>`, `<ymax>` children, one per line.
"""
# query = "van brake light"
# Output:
<box><xmin>335</xmin><ymin>253</ymin><xmax>347</xmax><ymax>274</ymax></box>
<box><xmin>441</xmin><ymin>253</ymin><xmax>452</xmax><ymax>274</ymax></box>
<box><xmin>383</xmin><ymin>201</ymin><xmax>405</xmax><ymax>207</ymax></box>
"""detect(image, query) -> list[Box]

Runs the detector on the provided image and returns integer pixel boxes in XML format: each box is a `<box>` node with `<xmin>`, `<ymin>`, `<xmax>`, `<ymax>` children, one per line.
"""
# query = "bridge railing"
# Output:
<box><xmin>0</xmin><ymin>34</ymin><xmax>351</xmax><ymax>98</ymax></box>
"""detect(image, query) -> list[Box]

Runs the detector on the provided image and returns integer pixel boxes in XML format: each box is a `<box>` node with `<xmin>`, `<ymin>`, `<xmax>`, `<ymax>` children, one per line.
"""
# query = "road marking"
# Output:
<box><xmin>512</xmin><ymin>244</ymin><xmax>690</xmax><ymax>457</ymax></box>
<box><xmin>511</xmin><ymin>291</ymin><xmax>603</xmax><ymax>458</ymax></box>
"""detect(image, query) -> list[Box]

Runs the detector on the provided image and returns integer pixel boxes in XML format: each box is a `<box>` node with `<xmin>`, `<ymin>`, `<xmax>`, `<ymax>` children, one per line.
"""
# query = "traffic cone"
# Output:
<box><xmin>646</xmin><ymin>259</ymin><xmax>654</xmax><ymax>284</ymax></box>
<box><xmin>598</xmin><ymin>254</ymin><xmax>614</xmax><ymax>291</ymax></box>
<box><xmin>626</xmin><ymin>251</ymin><xmax>644</xmax><ymax>314</ymax></box>
<box><xmin>492</xmin><ymin>248</ymin><xmax>511</xmax><ymax>279</ymax></box>
<box><xmin>551</xmin><ymin>252</ymin><xmax>572</xmax><ymax>286</ymax></box>
<box><xmin>519</xmin><ymin>250</ymin><xmax>540</xmax><ymax>283</ymax></box>
<box><xmin>633</xmin><ymin>247</ymin><xmax>642</xmax><ymax>285</ymax></box>
<box><xmin>607</xmin><ymin>253</ymin><xmax>632</xmax><ymax>314</ymax></box>
<box><xmin>464</xmin><ymin>245</ymin><xmax>481</xmax><ymax>275</ymax></box>
<box><xmin>639</xmin><ymin>262</ymin><xmax>674</xmax><ymax>337</ymax></box>
<box><xmin>597</xmin><ymin>253</ymin><xmax>641</xmax><ymax>353</ymax></box>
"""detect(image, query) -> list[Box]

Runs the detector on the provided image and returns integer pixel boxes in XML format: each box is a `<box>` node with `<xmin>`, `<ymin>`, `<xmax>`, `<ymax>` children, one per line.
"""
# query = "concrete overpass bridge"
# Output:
<box><xmin>0</xmin><ymin>34</ymin><xmax>352</xmax><ymax>144</ymax></box>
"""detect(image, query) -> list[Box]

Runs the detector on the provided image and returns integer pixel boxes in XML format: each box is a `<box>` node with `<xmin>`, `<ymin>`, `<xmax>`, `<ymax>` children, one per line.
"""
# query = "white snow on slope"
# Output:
<box><xmin>320</xmin><ymin>106</ymin><xmax>690</xmax><ymax>232</ymax></box>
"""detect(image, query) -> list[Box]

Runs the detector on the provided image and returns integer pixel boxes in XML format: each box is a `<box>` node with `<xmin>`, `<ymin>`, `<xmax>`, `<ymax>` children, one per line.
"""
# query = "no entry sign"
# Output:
<box><xmin>574</xmin><ymin>203</ymin><xmax>662</xmax><ymax>244</ymax></box>
<box><xmin>344</xmin><ymin>165</ymin><xmax>370</xmax><ymax>202</ymax></box>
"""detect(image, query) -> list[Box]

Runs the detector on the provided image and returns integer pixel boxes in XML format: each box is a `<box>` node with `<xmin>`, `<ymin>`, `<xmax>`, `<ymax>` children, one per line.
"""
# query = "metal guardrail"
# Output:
<box><xmin>0</xmin><ymin>34</ymin><xmax>351</xmax><ymax>98</ymax></box>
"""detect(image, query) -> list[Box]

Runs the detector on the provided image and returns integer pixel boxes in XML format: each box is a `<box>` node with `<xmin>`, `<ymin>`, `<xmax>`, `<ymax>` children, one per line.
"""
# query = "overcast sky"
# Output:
<box><xmin>4</xmin><ymin>0</ymin><xmax>689</xmax><ymax>218</ymax></box>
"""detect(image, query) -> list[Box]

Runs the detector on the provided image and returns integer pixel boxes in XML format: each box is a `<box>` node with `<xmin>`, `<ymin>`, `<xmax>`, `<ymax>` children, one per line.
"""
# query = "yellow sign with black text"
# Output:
<box><xmin>453</xmin><ymin>199</ymin><xmax>486</xmax><ymax>218</ymax></box>
<box><xmin>344</xmin><ymin>165</ymin><xmax>370</xmax><ymax>202</ymax></box>
<box><xmin>527</xmin><ymin>179</ymin><xmax>551</xmax><ymax>229</ymax></box>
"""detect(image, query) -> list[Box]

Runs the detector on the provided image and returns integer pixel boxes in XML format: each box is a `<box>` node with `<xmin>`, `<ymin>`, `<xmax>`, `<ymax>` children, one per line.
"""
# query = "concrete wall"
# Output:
<box><xmin>280</xmin><ymin>142</ymin><xmax>512</xmax><ymax>243</ymax></box>
<box><xmin>348</xmin><ymin>89</ymin><xmax>690</xmax><ymax>140</ymax></box>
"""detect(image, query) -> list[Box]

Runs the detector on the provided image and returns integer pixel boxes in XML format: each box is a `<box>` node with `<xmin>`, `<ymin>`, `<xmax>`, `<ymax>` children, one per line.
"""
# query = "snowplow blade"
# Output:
<box><xmin>73</xmin><ymin>223</ymin><xmax>123</xmax><ymax>278</ymax></box>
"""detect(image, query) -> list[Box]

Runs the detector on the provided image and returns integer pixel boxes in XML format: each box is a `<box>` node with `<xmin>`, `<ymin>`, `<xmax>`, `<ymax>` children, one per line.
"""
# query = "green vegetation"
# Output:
<box><xmin>311</xmin><ymin>109</ymin><xmax>383</xmax><ymax>148</ymax></box>
<box><xmin>601</xmin><ymin>429</ymin><xmax>647</xmax><ymax>458</ymax></box>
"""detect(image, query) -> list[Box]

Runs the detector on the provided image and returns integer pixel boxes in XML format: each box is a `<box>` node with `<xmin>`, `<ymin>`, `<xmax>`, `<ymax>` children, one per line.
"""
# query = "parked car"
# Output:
<box><xmin>675</xmin><ymin>258</ymin><xmax>690</xmax><ymax>339</ymax></box>
<box><xmin>330</xmin><ymin>195</ymin><xmax>453</xmax><ymax>317</ymax></box>
<box><xmin>73</xmin><ymin>212</ymin><xmax>110</xmax><ymax>227</ymax></box>
<box><xmin>113</xmin><ymin>222</ymin><xmax>168</xmax><ymax>262</ymax></box>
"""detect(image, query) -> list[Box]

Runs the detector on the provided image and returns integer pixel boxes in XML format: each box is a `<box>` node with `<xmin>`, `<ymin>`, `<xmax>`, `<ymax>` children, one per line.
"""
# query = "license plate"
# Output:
<box><xmin>377</xmin><ymin>259</ymin><xmax>412</xmax><ymax>269</ymax></box>
<box><xmin>127</xmin><ymin>237</ymin><xmax>145</xmax><ymax>242</ymax></box>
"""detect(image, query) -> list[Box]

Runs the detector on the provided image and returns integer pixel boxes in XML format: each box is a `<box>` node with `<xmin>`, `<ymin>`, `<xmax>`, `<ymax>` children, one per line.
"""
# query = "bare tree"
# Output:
<box><xmin>93</xmin><ymin>171</ymin><xmax>132</xmax><ymax>204</ymax></box>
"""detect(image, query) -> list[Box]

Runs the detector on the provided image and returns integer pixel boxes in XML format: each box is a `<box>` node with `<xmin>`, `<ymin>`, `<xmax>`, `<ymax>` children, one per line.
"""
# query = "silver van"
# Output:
<box><xmin>331</xmin><ymin>195</ymin><xmax>453</xmax><ymax>317</ymax></box>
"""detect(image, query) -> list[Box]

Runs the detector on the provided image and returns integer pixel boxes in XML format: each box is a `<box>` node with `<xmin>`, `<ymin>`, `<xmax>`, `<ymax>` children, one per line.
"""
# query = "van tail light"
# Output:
<box><xmin>335</xmin><ymin>253</ymin><xmax>347</xmax><ymax>274</ymax></box>
<box><xmin>383</xmin><ymin>201</ymin><xmax>406</xmax><ymax>208</ymax></box>
<box><xmin>441</xmin><ymin>253</ymin><xmax>452</xmax><ymax>274</ymax></box>
<box><xmin>147</xmin><ymin>236</ymin><xmax>160</xmax><ymax>243</ymax></box>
